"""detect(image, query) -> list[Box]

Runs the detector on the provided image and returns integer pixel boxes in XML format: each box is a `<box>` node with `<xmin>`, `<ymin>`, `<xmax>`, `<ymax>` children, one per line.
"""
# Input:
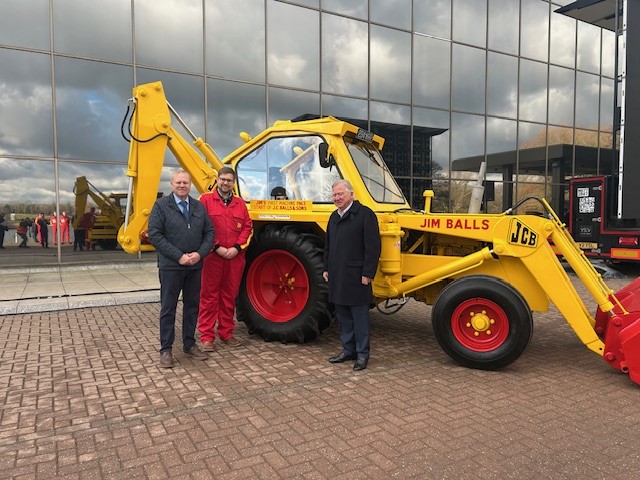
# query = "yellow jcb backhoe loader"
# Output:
<box><xmin>118</xmin><ymin>81</ymin><xmax>640</xmax><ymax>386</ymax></box>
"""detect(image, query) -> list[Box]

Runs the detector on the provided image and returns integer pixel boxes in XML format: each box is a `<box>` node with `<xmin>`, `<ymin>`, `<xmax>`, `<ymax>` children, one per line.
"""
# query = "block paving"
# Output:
<box><xmin>1</xmin><ymin>275</ymin><xmax>640</xmax><ymax>479</ymax></box>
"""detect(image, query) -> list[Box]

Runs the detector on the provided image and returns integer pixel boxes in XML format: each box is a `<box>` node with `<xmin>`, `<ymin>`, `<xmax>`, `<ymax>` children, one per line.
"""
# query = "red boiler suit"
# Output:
<box><xmin>50</xmin><ymin>215</ymin><xmax>57</xmax><ymax>245</ymax></box>
<box><xmin>60</xmin><ymin>214</ymin><xmax>70</xmax><ymax>244</ymax></box>
<box><xmin>198</xmin><ymin>190</ymin><xmax>253</xmax><ymax>343</ymax></box>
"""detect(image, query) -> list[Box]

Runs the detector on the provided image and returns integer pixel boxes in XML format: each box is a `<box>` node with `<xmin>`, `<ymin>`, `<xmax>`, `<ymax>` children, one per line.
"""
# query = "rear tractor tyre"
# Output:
<box><xmin>432</xmin><ymin>275</ymin><xmax>533</xmax><ymax>370</ymax></box>
<box><xmin>237</xmin><ymin>225</ymin><xmax>331</xmax><ymax>343</ymax></box>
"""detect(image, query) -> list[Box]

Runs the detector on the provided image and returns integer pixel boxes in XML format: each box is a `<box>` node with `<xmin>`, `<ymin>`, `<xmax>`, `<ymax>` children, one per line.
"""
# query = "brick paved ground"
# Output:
<box><xmin>1</xmin><ymin>276</ymin><xmax>640</xmax><ymax>480</ymax></box>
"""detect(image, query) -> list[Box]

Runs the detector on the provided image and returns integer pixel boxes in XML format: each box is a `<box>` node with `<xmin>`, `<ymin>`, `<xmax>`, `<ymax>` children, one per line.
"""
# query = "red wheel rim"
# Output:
<box><xmin>450</xmin><ymin>298</ymin><xmax>509</xmax><ymax>352</ymax></box>
<box><xmin>246</xmin><ymin>249</ymin><xmax>310</xmax><ymax>323</ymax></box>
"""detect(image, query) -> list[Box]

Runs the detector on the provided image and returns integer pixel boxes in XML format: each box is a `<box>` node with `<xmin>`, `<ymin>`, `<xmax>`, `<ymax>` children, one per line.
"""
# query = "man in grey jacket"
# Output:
<box><xmin>148</xmin><ymin>169</ymin><xmax>215</xmax><ymax>368</ymax></box>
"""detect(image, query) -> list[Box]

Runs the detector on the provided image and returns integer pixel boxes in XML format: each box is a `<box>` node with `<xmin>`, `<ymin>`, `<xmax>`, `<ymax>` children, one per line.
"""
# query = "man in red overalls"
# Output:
<box><xmin>60</xmin><ymin>211</ymin><xmax>70</xmax><ymax>244</ymax></box>
<box><xmin>50</xmin><ymin>212</ymin><xmax>57</xmax><ymax>245</ymax></box>
<box><xmin>198</xmin><ymin>167</ymin><xmax>252</xmax><ymax>350</ymax></box>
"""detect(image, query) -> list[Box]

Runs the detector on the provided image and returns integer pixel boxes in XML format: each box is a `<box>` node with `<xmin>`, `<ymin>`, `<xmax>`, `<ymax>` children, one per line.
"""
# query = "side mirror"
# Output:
<box><xmin>318</xmin><ymin>142</ymin><xmax>333</xmax><ymax>169</ymax></box>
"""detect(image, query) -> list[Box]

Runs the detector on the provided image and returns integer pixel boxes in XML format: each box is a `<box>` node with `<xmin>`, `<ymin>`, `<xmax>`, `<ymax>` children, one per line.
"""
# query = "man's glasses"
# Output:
<box><xmin>218</xmin><ymin>178</ymin><xmax>234</xmax><ymax>184</ymax></box>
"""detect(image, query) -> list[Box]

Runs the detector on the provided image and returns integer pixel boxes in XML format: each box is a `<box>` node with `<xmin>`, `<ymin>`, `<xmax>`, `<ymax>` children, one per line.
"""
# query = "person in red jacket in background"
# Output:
<box><xmin>198</xmin><ymin>167</ymin><xmax>252</xmax><ymax>351</ymax></box>
<box><xmin>59</xmin><ymin>211</ymin><xmax>70</xmax><ymax>244</ymax></box>
<box><xmin>50</xmin><ymin>212</ymin><xmax>57</xmax><ymax>245</ymax></box>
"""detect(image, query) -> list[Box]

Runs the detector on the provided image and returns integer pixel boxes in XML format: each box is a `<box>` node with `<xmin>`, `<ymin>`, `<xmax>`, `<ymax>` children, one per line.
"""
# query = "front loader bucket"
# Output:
<box><xmin>595</xmin><ymin>276</ymin><xmax>640</xmax><ymax>384</ymax></box>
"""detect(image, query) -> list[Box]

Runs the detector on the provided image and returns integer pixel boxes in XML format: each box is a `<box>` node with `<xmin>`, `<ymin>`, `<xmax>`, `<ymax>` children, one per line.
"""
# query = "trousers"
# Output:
<box><xmin>159</xmin><ymin>268</ymin><xmax>202</xmax><ymax>353</ymax></box>
<box><xmin>198</xmin><ymin>253</ymin><xmax>245</xmax><ymax>342</ymax></box>
<box><xmin>335</xmin><ymin>303</ymin><xmax>371</xmax><ymax>359</ymax></box>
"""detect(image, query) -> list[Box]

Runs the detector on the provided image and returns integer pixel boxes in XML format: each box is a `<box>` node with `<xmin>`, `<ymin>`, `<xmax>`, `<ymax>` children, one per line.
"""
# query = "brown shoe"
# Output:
<box><xmin>201</xmin><ymin>341</ymin><xmax>216</xmax><ymax>352</ymax></box>
<box><xmin>183</xmin><ymin>345</ymin><xmax>208</xmax><ymax>360</ymax></box>
<box><xmin>221</xmin><ymin>337</ymin><xmax>242</xmax><ymax>347</ymax></box>
<box><xmin>159</xmin><ymin>351</ymin><xmax>174</xmax><ymax>368</ymax></box>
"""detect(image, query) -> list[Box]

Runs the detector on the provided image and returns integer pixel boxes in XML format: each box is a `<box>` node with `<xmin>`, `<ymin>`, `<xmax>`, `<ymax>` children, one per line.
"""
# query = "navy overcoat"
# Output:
<box><xmin>323</xmin><ymin>200</ymin><xmax>381</xmax><ymax>305</ymax></box>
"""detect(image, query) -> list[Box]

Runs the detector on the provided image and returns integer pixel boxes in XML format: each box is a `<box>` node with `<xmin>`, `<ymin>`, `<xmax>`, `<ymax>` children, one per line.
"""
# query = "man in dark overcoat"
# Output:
<box><xmin>323</xmin><ymin>179</ymin><xmax>381</xmax><ymax>371</ymax></box>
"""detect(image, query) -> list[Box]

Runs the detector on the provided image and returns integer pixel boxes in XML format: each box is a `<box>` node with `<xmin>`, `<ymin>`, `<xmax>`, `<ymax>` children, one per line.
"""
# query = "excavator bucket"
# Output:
<box><xmin>595</xmin><ymin>276</ymin><xmax>640</xmax><ymax>384</ymax></box>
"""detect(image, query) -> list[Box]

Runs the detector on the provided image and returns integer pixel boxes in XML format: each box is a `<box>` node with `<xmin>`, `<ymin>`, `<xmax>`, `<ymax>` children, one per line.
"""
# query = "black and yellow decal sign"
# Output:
<box><xmin>508</xmin><ymin>218</ymin><xmax>538</xmax><ymax>247</ymax></box>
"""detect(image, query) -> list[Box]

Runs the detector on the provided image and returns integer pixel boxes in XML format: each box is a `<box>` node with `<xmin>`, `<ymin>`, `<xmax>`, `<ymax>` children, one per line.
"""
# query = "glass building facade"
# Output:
<box><xmin>0</xmin><ymin>0</ymin><xmax>617</xmax><ymax>266</ymax></box>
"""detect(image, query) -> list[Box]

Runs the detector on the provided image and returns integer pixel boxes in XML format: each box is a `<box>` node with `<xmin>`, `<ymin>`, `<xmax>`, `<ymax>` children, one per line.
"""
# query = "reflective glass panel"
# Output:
<box><xmin>370</xmin><ymin>102</ymin><xmax>410</xmax><ymax>125</ymax></box>
<box><xmin>452</xmin><ymin>0</ymin><xmax>486</xmax><ymax>48</ymax></box>
<box><xmin>550</xmin><ymin>12</ymin><xmax>575</xmax><ymax>68</ymax></box>
<box><xmin>414</xmin><ymin>107</ymin><xmax>449</xmax><ymax>130</ymax></box>
<box><xmin>0</xmin><ymin>159</ymin><xmax>55</xmax><ymax>208</ymax></box>
<box><xmin>487</xmin><ymin>52</ymin><xmax>517</xmax><ymax>118</ymax></box>
<box><xmin>413</xmin><ymin>107</ymin><xmax>450</xmax><ymax>177</ymax></box>
<box><xmin>55</xmin><ymin>57</ymin><xmax>132</xmax><ymax>161</ymax></box>
<box><xmin>518</xmin><ymin>121</ymin><xmax>546</xmax><ymax>148</ymax></box>
<box><xmin>268</xmin><ymin>88</ymin><xmax>320</xmax><ymax>126</ymax></box>
<box><xmin>0</xmin><ymin>49</ymin><xmax>53</xmax><ymax>157</ymax></box>
<box><xmin>322</xmin><ymin>0</ymin><xmax>367</xmax><ymax>19</ymax></box>
<box><xmin>370</xmin><ymin>26</ymin><xmax>411</xmax><ymax>103</ymax></box>
<box><xmin>322</xmin><ymin>95</ymin><xmax>368</xmax><ymax>120</ymax></box>
<box><xmin>414</xmin><ymin>0</ymin><xmax>451</xmax><ymax>39</ymax></box>
<box><xmin>601</xmin><ymin>29</ymin><xmax>615</xmax><ymax>77</ymax></box>
<box><xmin>207</xmin><ymin>79</ymin><xmax>266</xmax><ymax>159</ymax></box>
<box><xmin>370</xmin><ymin>0</ymin><xmax>411</xmax><ymax>30</ymax></box>
<box><xmin>487</xmin><ymin>117</ymin><xmax>516</xmax><ymax>154</ymax></box>
<box><xmin>574</xmin><ymin>129</ymin><xmax>600</xmax><ymax>150</ymax></box>
<box><xmin>521</xmin><ymin>0</ymin><xmax>549</xmax><ymax>62</ymax></box>
<box><xmin>577</xmin><ymin>22</ymin><xmax>601</xmax><ymax>74</ymax></box>
<box><xmin>135</xmin><ymin>0</ymin><xmax>203</xmax><ymax>73</ymax></box>
<box><xmin>414</xmin><ymin>107</ymin><xmax>450</xmax><ymax>174</ymax></box>
<box><xmin>0</xmin><ymin>158</ymin><xmax>57</xmax><ymax>265</ymax></box>
<box><xmin>448</xmin><ymin>179</ymin><xmax>476</xmax><ymax>212</ymax></box>
<box><xmin>548</xmin><ymin>65</ymin><xmax>574</xmax><ymax>127</ymax></box>
<box><xmin>433</xmin><ymin>130</ymin><xmax>450</xmax><ymax>175</ymax></box>
<box><xmin>575</xmin><ymin>72</ymin><xmax>599</xmax><ymax>130</ymax></box>
<box><xmin>451</xmin><ymin>112</ymin><xmax>485</xmax><ymax>161</ymax></box>
<box><xmin>206</xmin><ymin>0</ymin><xmax>265</xmax><ymax>82</ymax></box>
<box><xmin>452</xmin><ymin>44</ymin><xmax>485</xmax><ymax>114</ymax></box>
<box><xmin>429</xmin><ymin>179</ymin><xmax>452</xmax><ymax>212</ymax></box>
<box><xmin>515</xmin><ymin>182</ymin><xmax>546</xmax><ymax>204</ymax></box>
<box><xmin>413</xmin><ymin>36</ymin><xmax>450</xmax><ymax>109</ymax></box>
<box><xmin>288</xmin><ymin>0</ymin><xmax>319</xmax><ymax>7</ymax></box>
<box><xmin>0</xmin><ymin>0</ymin><xmax>49</xmax><ymax>50</ymax></box>
<box><xmin>267</xmin><ymin>2</ymin><xmax>319</xmax><ymax>90</ymax></box>
<box><xmin>519</xmin><ymin>59</ymin><xmax>547</xmax><ymax>123</ymax></box>
<box><xmin>54</xmin><ymin>0</ymin><xmax>132</xmax><ymax>62</ymax></box>
<box><xmin>322</xmin><ymin>14</ymin><xmax>368</xmax><ymax>97</ymax></box>
<box><xmin>488</xmin><ymin>0</ymin><xmax>518</xmax><ymax>55</ymax></box>
<box><xmin>600</xmin><ymin>78</ymin><xmax>614</xmax><ymax>130</ymax></box>
<box><xmin>599</xmin><ymin>132</ymin><xmax>613</xmax><ymax>153</ymax></box>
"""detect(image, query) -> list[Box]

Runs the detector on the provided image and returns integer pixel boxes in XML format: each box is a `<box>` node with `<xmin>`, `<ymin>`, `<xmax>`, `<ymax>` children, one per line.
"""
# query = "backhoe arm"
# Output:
<box><xmin>73</xmin><ymin>176</ymin><xmax>90</xmax><ymax>229</ymax></box>
<box><xmin>118</xmin><ymin>81</ymin><xmax>225</xmax><ymax>254</ymax></box>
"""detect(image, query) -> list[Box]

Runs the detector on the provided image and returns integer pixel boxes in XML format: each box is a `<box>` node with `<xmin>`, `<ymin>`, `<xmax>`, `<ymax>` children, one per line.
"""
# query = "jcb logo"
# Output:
<box><xmin>508</xmin><ymin>219</ymin><xmax>538</xmax><ymax>247</ymax></box>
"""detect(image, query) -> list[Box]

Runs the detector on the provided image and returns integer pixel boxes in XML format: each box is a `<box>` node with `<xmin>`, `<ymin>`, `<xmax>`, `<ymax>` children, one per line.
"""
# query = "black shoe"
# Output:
<box><xmin>329</xmin><ymin>352</ymin><xmax>356</xmax><ymax>364</ymax></box>
<box><xmin>183</xmin><ymin>345</ymin><xmax>208</xmax><ymax>360</ymax></box>
<box><xmin>353</xmin><ymin>358</ymin><xmax>368</xmax><ymax>371</ymax></box>
<box><xmin>159</xmin><ymin>351</ymin><xmax>174</xmax><ymax>368</ymax></box>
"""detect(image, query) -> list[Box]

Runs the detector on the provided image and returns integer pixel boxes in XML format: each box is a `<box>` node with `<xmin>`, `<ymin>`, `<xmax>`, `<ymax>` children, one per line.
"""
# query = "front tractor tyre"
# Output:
<box><xmin>432</xmin><ymin>275</ymin><xmax>533</xmax><ymax>370</ymax></box>
<box><xmin>237</xmin><ymin>225</ymin><xmax>331</xmax><ymax>343</ymax></box>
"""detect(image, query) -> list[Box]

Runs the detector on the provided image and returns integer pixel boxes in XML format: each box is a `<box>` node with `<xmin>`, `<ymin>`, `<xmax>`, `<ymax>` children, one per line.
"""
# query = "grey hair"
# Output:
<box><xmin>170</xmin><ymin>169</ymin><xmax>191</xmax><ymax>182</ymax></box>
<box><xmin>332</xmin><ymin>179</ymin><xmax>353</xmax><ymax>193</ymax></box>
